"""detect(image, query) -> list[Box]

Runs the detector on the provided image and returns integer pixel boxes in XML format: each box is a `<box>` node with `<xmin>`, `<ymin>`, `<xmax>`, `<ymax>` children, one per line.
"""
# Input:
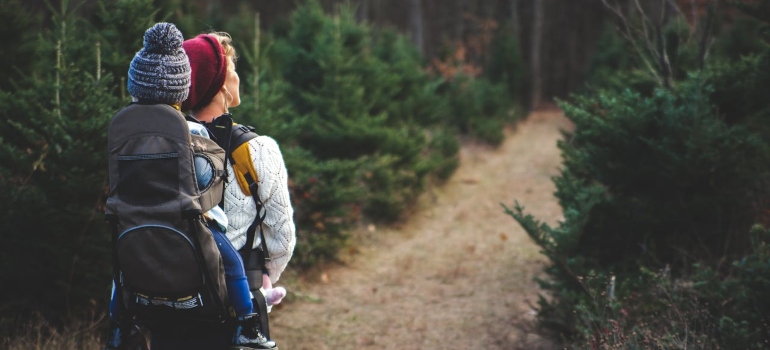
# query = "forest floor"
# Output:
<box><xmin>270</xmin><ymin>109</ymin><xmax>572</xmax><ymax>350</ymax></box>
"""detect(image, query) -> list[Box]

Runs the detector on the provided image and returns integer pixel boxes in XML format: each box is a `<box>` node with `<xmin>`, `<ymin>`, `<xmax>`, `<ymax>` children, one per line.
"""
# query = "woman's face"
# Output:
<box><xmin>224</xmin><ymin>57</ymin><xmax>241</xmax><ymax>108</ymax></box>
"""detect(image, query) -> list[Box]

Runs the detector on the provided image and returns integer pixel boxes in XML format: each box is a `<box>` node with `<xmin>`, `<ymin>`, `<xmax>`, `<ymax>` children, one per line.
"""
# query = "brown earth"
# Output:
<box><xmin>270</xmin><ymin>109</ymin><xmax>572</xmax><ymax>350</ymax></box>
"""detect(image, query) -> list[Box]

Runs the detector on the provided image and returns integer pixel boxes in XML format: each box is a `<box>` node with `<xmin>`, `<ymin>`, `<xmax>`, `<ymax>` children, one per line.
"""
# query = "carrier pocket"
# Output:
<box><xmin>117</xmin><ymin>225</ymin><xmax>203</xmax><ymax>295</ymax></box>
<box><xmin>117</xmin><ymin>152</ymin><xmax>179</xmax><ymax>206</ymax></box>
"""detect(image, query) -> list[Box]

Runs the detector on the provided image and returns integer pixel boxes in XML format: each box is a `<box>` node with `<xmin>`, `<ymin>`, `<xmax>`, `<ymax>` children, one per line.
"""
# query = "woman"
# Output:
<box><xmin>106</xmin><ymin>23</ymin><xmax>277</xmax><ymax>350</ymax></box>
<box><xmin>181</xmin><ymin>32</ymin><xmax>297</xmax><ymax>349</ymax></box>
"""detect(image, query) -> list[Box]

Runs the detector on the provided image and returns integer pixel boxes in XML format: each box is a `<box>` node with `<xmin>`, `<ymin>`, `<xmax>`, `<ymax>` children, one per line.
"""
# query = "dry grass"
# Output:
<box><xmin>1</xmin><ymin>311</ymin><xmax>108</xmax><ymax>350</ymax></box>
<box><xmin>269</xmin><ymin>110</ymin><xmax>571</xmax><ymax>350</ymax></box>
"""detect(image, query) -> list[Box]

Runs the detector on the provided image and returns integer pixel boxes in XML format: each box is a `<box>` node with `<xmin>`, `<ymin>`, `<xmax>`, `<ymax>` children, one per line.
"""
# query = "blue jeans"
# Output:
<box><xmin>209</xmin><ymin>224</ymin><xmax>254</xmax><ymax>316</ymax></box>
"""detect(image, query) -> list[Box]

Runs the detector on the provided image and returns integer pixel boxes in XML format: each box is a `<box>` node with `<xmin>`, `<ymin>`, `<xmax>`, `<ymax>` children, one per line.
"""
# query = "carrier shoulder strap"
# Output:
<box><xmin>203</xmin><ymin>117</ymin><xmax>270</xmax><ymax>267</ymax></box>
<box><xmin>229</xmin><ymin>123</ymin><xmax>273</xmax><ymax>338</ymax></box>
<box><xmin>228</xmin><ymin>124</ymin><xmax>270</xmax><ymax>268</ymax></box>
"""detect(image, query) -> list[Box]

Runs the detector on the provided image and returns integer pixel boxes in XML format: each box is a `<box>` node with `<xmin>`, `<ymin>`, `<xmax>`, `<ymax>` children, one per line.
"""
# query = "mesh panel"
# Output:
<box><xmin>118</xmin><ymin>152</ymin><xmax>179</xmax><ymax>206</ymax></box>
<box><xmin>193</xmin><ymin>154</ymin><xmax>215</xmax><ymax>192</ymax></box>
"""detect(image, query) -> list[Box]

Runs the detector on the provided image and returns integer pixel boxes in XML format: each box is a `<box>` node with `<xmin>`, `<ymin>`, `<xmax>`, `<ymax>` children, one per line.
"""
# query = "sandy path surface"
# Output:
<box><xmin>270</xmin><ymin>110</ymin><xmax>572</xmax><ymax>350</ymax></box>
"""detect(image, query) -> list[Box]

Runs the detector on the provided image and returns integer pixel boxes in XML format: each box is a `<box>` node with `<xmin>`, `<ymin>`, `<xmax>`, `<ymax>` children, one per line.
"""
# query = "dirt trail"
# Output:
<box><xmin>271</xmin><ymin>110</ymin><xmax>572</xmax><ymax>350</ymax></box>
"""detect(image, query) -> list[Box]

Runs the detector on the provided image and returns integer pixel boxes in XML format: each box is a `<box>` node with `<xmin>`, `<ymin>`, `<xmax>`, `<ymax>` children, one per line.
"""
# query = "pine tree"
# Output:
<box><xmin>0</xmin><ymin>0</ymin><xmax>41</xmax><ymax>90</ymax></box>
<box><xmin>270</xmin><ymin>0</ymin><xmax>459</xmax><ymax>225</ymax></box>
<box><xmin>0</xmin><ymin>0</ymin><xmax>121</xmax><ymax>325</ymax></box>
<box><xmin>504</xmin><ymin>2</ymin><xmax>770</xmax><ymax>345</ymax></box>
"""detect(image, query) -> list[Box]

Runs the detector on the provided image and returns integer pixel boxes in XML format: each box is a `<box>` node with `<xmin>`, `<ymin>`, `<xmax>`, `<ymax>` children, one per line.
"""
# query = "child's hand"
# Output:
<box><xmin>264</xmin><ymin>287</ymin><xmax>286</xmax><ymax>306</ymax></box>
<box><xmin>261</xmin><ymin>272</ymin><xmax>286</xmax><ymax>306</ymax></box>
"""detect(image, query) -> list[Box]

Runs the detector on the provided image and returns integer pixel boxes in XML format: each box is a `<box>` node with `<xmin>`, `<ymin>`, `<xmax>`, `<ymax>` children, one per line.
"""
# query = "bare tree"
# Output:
<box><xmin>531</xmin><ymin>0</ymin><xmax>544</xmax><ymax>108</ymax></box>
<box><xmin>510</xmin><ymin>0</ymin><xmax>520</xmax><ymax>39</ymax></box>
<box><xmin>409</xmin><ymin>0</ymin><xmax>424</xmax><ymax>54</ymax></box>
<box><xmin>357</xmin><ymin>0</ymin><xmax>369</xmax><ymax>22</ymax></box>
<box><xmin>601</xmin><ymin>0</ymin><xmax>714</xmax><ymax>87</ymax></box>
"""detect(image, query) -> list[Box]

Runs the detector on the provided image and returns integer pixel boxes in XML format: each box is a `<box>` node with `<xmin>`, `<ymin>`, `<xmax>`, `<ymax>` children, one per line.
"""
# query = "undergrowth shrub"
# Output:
<box><xmin>429</xmin><ymin>38</ymin><xmax>518</xmax><ymax>146</ymax></box>
<box><xmin>0</xmin><ymin>0</ymin><xmax>39</xmax><ymax>90</ymax></box>
<box><xmin>257</xmin><ymin>1</ymin><xmax>515</xmax><ymax>267</ymax></box>
<box><xmin>443</xmin><ymin>75</ymin><xmax>512</xmax><ymax>146</ymax></box>
<box><xmin>515</xmin><ymin>5</ymin><xmax>770</xmax><ymax>346</ymax></box>
<box><xmin>505</xmin><ymin>71</ymin><xmax>770</xmax><ymax>346</ymax></box>
<box><xmin>486</xmin><ymin>24</ymin><xmax>525</xmax><ymax>102</ymax></box>
<box><xmin>559</xmin><ymin>225</ymin><xmax>770</xmax><ymax>349</ymax></box>
<box><xmin>0</xmin><ymin>3</ymin><xmax>117</xmax><ymax>331</ymax></box>
<box><xmin>262</xmin><ymin>1</ymin><xmax>471</xmax><ymax>254</ymax></box>
<box><xmin>586</xmin><ymin>23</ymin><xmax>655</xmax><ymax>93</ymax></box>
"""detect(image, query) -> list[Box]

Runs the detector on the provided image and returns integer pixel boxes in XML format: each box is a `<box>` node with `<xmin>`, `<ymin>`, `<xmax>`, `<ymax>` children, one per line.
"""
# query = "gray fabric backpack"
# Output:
<box><xmin>105</xmin><ymin>102</ymin><xmax>229</xmax><ymax>331</ymax></box>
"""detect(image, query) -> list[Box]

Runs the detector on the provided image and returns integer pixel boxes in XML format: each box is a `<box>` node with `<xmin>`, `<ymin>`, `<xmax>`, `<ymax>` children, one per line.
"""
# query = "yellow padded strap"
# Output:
<box><xmin>231</xmin><ymin>141</ymin><xmax>258</xmax><ymax>196</ymax></box>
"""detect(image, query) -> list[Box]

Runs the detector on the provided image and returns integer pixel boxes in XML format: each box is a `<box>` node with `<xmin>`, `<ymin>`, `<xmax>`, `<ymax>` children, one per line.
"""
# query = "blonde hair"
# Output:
<box><xmin>207</xmin><ymin>32</ymin><xmax>237</xmax><ymax>69</ymax></box>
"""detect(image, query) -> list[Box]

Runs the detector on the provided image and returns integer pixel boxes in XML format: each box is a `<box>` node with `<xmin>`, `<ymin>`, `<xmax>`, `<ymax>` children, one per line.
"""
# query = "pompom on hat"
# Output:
<box><xmin>181</xmin><ymin>34</ymin><xmax>228</xmax><ymax>111</ymax></box>
<box><xmin>127</xmin><ymin>22</ymin><xmax>191</xmax><ymax>104</ymax></box>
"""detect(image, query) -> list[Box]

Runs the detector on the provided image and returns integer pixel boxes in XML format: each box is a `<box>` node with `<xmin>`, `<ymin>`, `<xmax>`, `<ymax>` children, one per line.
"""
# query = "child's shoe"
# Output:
<box><xmin>104</xmin><ymin>322</ymin><xmax>146</xmax><ymax>350</ymax></box>
<box><xmin>230</xmin><ymin>313</ymin><xmax>277</xmax><ymax>349</ymax></box>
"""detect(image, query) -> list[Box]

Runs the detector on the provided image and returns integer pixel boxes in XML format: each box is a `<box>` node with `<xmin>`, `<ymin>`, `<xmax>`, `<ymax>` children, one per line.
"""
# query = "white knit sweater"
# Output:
<box><xmin>223</xmin><ymin>135</ymin><xmax>296</xmax><ymax>284</ymax></box>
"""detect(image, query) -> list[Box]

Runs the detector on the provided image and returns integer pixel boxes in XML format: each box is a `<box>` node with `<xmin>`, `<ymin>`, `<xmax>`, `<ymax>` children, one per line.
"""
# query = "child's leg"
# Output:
<box><xmin>209</xmin><ymin>224</ymin><xmax>253</xmax><ymax>316</ymax></box>
<box><xmin>109</xmin><ymin>281</ymin><xmax>120</xmax><ymax>321</ymax></box>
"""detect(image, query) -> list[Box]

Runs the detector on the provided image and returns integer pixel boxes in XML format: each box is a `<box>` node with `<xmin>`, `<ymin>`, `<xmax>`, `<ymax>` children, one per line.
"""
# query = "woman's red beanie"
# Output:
<box><xmin>181</xmin><ymin>34</ymin><xmax>228</xmax><ymax>111</ymax></box>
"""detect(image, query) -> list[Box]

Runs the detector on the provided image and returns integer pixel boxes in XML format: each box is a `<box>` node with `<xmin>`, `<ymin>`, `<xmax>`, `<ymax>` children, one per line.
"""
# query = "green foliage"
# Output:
<box><xmin>520</xmin><ymin>6</ymin><xmax>770</xmax><ymax>342</ymax></box>
<box><xmin>90</xmin><ymin>0</ymin><xmax>160</xmax><ymax>93</ymax></box>
<box><xmin>541</xmin><ymin>225</ymin><xmax>770</xmax><ymax>349</ymax></box>
<box><xmin>561</xmin><ymin>269</ymin><xmax>723</xmax><ymax>349</ymax></box>
<box><xmin>266</xmin><ymin>0</ymin><xmax>460</xmax><ymax>230</ymax></box>
<box><xmin>690</xmin><ymin>225</ymin><xmax>770</xmax><ymax>349</ymax></box>
<box><xmin>586</xmin><ymin>23</ymin><xmax>657</xmax><ymax>93</ymax></box>
<box><xmin>505</xmin><ymin>71</ymin><xmax>770</xmax><ymax>344</ymax></box>
<box><xmin>443</xmin><ymin>75</ymin><xmax>512</xmax><ymax>146</ymax></box>
<box><xmin>711</xmin><ymin>16</ymin><xmax>766</xmax><ymax>60</ymax></box>
<box><xmin>486</xmin><ymin>24</ymin><xmax>525</xmax><ymax>100</ymax></box>
<box><xmin>423</xmin><ymin>127</ymin><xmax>460</xmax><ymax>182</ymax></box>
<box><xmin>0</xmin><ymin>1</ymin><xmax>118</xmax><ymax>327</ymax></box>
<box><xmin>573</xmin><ymin>80</ymin><xmax>763</xmax><ymax>263</ymax></box>
<box><xmin>369</xmin><ymin>28</ymin><xmax>448</xmax><ymax>127</ymax></box>
<box><xmin>0</xmin><ymin>0</ymin><xmax>41</xmax><ymax>90</ymax></box>
<box><xmin>707</xmin><ymin>52</ymin><xmax>770</xmax><ymax>129</ymax></box>
<box><xmin>588</xmin><ymin>7</ymin><xmax>769</xmax><ymax>95</ymax></box>
<box><xmin>283</xmin><ymin>148</ymin><xmax>365</xmax><ymax>269</ymax></box>
<box><xmin>731</xmin><ymin>0</ymin><xmax>770</xmax><ymax>25</ymax></box>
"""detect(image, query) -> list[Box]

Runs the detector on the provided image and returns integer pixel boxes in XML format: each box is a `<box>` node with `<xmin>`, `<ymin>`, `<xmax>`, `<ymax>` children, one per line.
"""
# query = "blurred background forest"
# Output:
<box><xmin>1</xmin><ymin>0</ymin><xmax>769</xmax><ymax>348</ymax></box>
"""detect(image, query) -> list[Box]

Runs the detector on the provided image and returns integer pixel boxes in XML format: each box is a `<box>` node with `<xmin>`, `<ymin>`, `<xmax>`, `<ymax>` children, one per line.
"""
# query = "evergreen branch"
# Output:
<box><xmin>64</xmin><ymin>178</ymin><xmax>106</xmax><ymax>315</ymax></box>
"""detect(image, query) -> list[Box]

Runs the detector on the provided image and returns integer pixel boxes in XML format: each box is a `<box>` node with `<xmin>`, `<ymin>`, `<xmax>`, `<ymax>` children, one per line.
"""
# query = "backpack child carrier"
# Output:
<box><xmin>105</xmin><ymin>102</ymin><xmax>229</xmax><ymax>332</ymax></box>
<box><xmin>205</xmin><ymin>115</ymin><xmax>273</xmax><ymax>338</ymax></box>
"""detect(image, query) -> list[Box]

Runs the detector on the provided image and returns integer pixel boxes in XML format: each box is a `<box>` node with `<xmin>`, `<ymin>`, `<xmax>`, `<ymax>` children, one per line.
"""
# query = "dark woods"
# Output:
<box><xmin>3</xmin><ymin>0</ymin><xmax>769</xmax><ymax>348</ymax></box>
<box><xmin>12</xmin><ymin>0</ymin><xmax>613</xmax><ymax>106</ymax></box>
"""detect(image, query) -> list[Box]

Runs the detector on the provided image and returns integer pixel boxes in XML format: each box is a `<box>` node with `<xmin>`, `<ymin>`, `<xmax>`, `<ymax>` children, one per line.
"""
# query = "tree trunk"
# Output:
<box><xmin>455</xmin><ymin>0</ymin><xmax>466</xmax><ymax>43</ymax></box>
<box><xmin>409</xmin><ymin>0</ymin><xmax>424</xmax><ymax>54</ymax></box>
<box><xmin>567</xmin><ymin>1</ymin><xmax>580</xmax><ymax>93</ymax></box>
<box><xmin>530</xmin><ymin>0</ymin><xmax>544</xmax><ymax>109</ymax></box>
<box><xmin>510</xmin><ymin>0</ymin><xmax>520</xmax><ymax>39</ymax></box>
<box><xmin>357</xmin><ymin>0</ymin><xmax>369</xmax><ymax>22</ymax></box>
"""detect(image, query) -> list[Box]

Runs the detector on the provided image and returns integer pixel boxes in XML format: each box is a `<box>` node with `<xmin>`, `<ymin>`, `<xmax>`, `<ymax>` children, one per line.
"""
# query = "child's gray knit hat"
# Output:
<box><xmin>127</xmin><ymin>22</ymin><xmax>190</xmax><ymax>104</ymax></box>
